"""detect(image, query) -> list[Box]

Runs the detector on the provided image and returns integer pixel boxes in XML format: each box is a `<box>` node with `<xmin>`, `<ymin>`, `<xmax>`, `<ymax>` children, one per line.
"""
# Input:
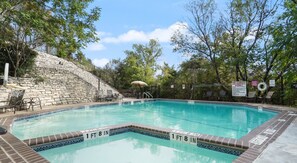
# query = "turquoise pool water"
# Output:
<box><xmin>39</xmin><ymin>132</ymin><xmax>238</xmax><ymax>163</ymax></box>
<box><xmin>12</xmin><ymin>101</ymin><xmax>276</xmax><ymax>140</ymax></box>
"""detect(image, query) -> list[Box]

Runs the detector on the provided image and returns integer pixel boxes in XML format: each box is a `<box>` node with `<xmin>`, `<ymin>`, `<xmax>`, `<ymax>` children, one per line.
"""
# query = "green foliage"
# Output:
<box><xmin>268</xmin><ymin>0</ymin><xmax>297</xmax><ymax>106</ymax></box>
<box><xmin>0</xmin><ymin>43</ymin><xmax>37</xmax><ymax>77</ymax></box>
<box><xmin>73</xmin><ymin>52</ymin><xmax>95</xmax><ymax>71</ymax></box>
<box><xmin>157</xmin><ymin>63</ymin><xmax>177</xmax><ymax>98</ymax></box>
<box><xmin>92</xmin><ymin>59</ymin><xmax>123</xmax><ymax>88</ymax></box>
<box><xmin>0</xmin><ymin>0</ymin><xmax>100</xmax><ymax>77</ymax></box>
<box><xmin>169</xmin><ymin>0</ymin><xmax>297</xmax><ymax>105</ymax></box>
<box><xmin>122</xmin><ymin>39</ymin><xmax>162</xmax><ymax>86</ymax></box>
<box><xmin>48</xmin><ymin>0</ymin><xmax>101</xmax><ymax>58</ymax></box>
<box><xmin>33</xmin><ymin>75</ymin><xmax>45</xmax><ymax>84</ymax></box>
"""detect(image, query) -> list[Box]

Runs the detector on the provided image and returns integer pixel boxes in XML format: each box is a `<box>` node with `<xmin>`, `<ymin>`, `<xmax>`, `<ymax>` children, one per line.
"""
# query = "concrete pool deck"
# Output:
<box><xmin>254</xmin><ymin>118</ymin><xmax>297</xmax><ymax>163</ymax></box>
<box><xmin>0</xmin><ymin>99</ymin><xmax>296</xmax><ymax>162</ymax></box>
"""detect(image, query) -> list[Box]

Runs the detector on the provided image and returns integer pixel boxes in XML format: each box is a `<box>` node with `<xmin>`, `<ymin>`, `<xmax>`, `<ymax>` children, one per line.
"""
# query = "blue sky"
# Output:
<box><xmin>82</xmin><ymin>0</ymin><xmax>227</xmax><ymax>68</ymax></box>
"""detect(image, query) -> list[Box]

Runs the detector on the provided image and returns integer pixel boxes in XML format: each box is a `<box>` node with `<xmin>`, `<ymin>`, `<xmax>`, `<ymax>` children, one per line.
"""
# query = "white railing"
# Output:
<box><xmin>143</xmin><ymin>92</ymin><xmax>153</xmax><ymax>98</ymax></box>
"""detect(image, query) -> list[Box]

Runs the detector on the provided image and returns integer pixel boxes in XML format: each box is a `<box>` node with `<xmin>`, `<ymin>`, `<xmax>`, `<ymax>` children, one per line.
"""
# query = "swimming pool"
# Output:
<box><xmin>12</xmin><ymin>100</ymin><xmax>276</xmax><ymax>140</ymax></box>
<box><xmin>39</xmin><ymin>132</ymin><xmax>238</xmax><ymax>163</ymax></box>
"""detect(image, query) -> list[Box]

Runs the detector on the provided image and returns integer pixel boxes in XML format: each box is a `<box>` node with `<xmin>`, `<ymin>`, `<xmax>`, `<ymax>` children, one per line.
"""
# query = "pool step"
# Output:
<box><xmin>24</xmin><ymin>123</ymin><xmax>248</xmax><ymax>156</ymax></box>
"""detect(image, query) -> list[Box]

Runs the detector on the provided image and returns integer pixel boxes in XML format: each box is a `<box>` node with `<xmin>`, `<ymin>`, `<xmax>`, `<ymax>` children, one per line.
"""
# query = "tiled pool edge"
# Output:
<box><xmin>12</xmin><ymin>99</ymin><xmax>156</xmax><ymax>123</ymax></box>
<box><xmin>1</xmin><ymin>99</ymin><xmax>296</xmax><ymax>163</ymax></box>
<box><xmin>23</xmin><ymin>123</ymin><xmax>248</xmax><ymax>156</ymax></box>
<box><xmin>0</xmin><ymin>100</ymin><xmax>156</xmax><ymax>163</ymax></box>
<box><xmin>234</xmin><ymin>110</ymin><xmax>296</xmax><ymax>163</ymax></box>
<box><xmin>0</xmin><ymin>132</ymin><xmax>49</xmax><ymax>163</ymax></box>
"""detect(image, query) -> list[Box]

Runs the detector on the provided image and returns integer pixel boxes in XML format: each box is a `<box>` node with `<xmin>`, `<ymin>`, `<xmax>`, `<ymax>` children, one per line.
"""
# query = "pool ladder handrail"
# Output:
<box><xmin>143</xmin><ymin>92</ymin><xmax>153</xmax><ymax>98</ymax></box>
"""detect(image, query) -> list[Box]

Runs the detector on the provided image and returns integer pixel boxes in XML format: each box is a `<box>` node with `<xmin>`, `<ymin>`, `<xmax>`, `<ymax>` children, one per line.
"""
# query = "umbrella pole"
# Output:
<box><xmin>139</xmin><ymin>85</ymin><xmax>142</xmax><ymax>98</ymax></box>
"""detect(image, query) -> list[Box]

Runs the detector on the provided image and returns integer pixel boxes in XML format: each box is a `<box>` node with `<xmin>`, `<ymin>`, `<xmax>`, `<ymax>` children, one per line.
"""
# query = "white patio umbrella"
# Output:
<box><xmin>131</xmin><ymin>81</ymin><xmax>148</xmax><ymax>87</ymax></box>
<box><xmin>131</xmin><ymin>81</ymin><xmax>148</xmax><ymax>98</ymax></box>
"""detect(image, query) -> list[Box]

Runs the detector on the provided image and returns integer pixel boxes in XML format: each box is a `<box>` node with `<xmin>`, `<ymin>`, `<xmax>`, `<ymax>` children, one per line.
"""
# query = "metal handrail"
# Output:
<box><xmin>143</xmin><ymin>92</ymin><xmax>153</xmax><ymax>98</ymax></box>
<box><xmin>146</xmin><ymin>92</ymin><xmax>153</xmax><ymax>98</ymax></box>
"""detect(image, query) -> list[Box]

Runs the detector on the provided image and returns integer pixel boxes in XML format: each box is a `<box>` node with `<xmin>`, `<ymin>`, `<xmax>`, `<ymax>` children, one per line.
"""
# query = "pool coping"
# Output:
<box><xmin>0</xmin><ymin>99</ymin><xmax>296</xmax><ymax>162</ymax></box>
<box><xmin>23</xmin><ymin>123</ymin><xmax>247</xmax><ymax>156</ymax></box>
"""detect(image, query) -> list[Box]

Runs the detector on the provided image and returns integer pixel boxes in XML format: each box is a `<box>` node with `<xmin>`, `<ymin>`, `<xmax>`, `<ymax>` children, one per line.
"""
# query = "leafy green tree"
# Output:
<box><xmin>0</xmin><ymin>0</ymin><xmax>100</xmax><ymax>76</ymax></box>
<box><xmin>48</xmin><ymin>0</ymin><xmax>100</xmax><ymax>58</ymax></box>
<box><xmin>92</xmin><ymin>59</ymin><xmax>123</xmax><ymax>88</ymax></box>
<box><xmin>171</xmin><ymin>0</ymin><xmax>280</xmax><ymax>95</ymax></box>
<box><xmin>157</xmin><ymin>63</ymin><xmax>177</xmax><ymax>98</ymax></box>
<box><xmin>122</xmin><ymin>39</ymin><xmax>162</xmax><ymax>85</ymax></box>
<box><xmin>171</xmin><ymin>0</ymin><xmax>224</xmax><ymax>86</ymax></box>
<box><xmin>221</xmin><ymin>0</ymin><xmax>278</xmax><ymax>81</ymax></box>
<box><xmin>266</xmin><ymin>0</ymin><xmax>297</xmax><ymax>105</ymax></box>
<box><xmin>0</xmin><ymin>1</ymin><xmax>47</xmax><ymax>76</ymax></box>
<box><xmin>175</xmin><ymin>57</ymin><xmax>217</xmax><ymax>99</ymax></box>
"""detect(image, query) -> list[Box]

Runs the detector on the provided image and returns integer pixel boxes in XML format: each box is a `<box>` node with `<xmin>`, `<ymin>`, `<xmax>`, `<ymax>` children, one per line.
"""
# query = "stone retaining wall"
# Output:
<box><xmin>0</xmin><ymin>51</ymin><xmax>121</xmax><ymax>107</ymax></box>
<box><xmin>1</xmin><ymin>68</ymin><xmax>96</xmax><ymax>106</ymax></box>
<box><xmin>35</xmin><ymin>52</ymin><xmax>119</xmax><ymax>95</ymax></box>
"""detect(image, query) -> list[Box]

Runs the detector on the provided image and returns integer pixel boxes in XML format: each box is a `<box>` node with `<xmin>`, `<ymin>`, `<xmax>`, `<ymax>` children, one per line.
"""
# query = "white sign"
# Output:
<box><xmin>83</xmin><ymin>128</ymin><xmax>110</xmax><ymax>140</ymax></box>
<box><xmin>269</xmin><ymin>80</ymin><xmax>275</xmax><ymax>87</ymax></box>
<box><xmin>170</xmin><ymin>130</ymin><xmax>200</xmax><ymax>145</ymax></box>
<box><xmin>232</xmin><ymin>81</ymin><xmax>247</xmax><ymax>97</ymax></box>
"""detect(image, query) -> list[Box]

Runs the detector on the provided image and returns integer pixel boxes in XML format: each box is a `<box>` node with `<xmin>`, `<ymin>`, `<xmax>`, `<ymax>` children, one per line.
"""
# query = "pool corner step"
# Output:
<box><xmin>24</xmin><ymin>131</ymin><xmax>83</xmax><ymax>151</ymax></box>
<box><xmin>23</xmin><ymin>123</ymin><xmax>249</xmax><ymax>157</ymax></box>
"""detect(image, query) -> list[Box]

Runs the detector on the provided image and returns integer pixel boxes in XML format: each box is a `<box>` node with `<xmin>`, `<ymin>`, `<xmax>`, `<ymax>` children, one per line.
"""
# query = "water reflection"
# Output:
<box><xmin>39</xmin><ymin>132</ymin><xmax>237</xmax><ymax>163</ymax></box>
<box><xmin>13</xmin><ymin>101</ymin><xmax>276</xmax><ymax>140</ymax></box>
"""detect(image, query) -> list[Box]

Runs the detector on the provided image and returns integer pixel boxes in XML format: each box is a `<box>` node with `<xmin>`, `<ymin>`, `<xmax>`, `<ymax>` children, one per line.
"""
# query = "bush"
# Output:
<box><xmin>0</xmin><ymin>43</ymin><xmax>37</xmax><ymax>77</ymax></box>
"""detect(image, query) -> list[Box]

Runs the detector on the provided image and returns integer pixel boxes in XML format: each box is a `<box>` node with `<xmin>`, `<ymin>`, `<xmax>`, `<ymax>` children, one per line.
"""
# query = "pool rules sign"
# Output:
<box><xmin>82</xmin><ymin>128</ymin><xmax>110</xmax><ymax>140</ymax></box>
<box><xmin>232</xmin><ymin>81</ymin><xmax>247</xmax><ymax>97</ymax></box>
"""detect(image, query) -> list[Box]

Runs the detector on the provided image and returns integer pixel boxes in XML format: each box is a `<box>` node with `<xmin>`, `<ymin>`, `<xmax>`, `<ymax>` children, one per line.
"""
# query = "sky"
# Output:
<box><xmin>82</xmin><ymin>0</ymin><xmax>227</xmax><ymax>68</ymax></box>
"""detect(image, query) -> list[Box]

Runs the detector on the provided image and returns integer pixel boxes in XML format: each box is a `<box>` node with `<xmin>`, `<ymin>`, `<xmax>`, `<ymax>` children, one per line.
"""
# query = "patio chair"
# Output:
<box><xmin>96</xmin><ymin>90</ymin><xmax>105</xmax><ymax>102</ymax></box>
<box><xmin>113</xmin><ymin>93</ymin><xmax>121</xmax><ymax>101</ymax></box>
<box><xmin>105</xmin><ymin>90</ymin><xmax>114</xmax><ymax>101</ymax></box>
<box><xmin>22</xmin><ymin>97</ymin><xmax>42</xmax><ymax>111</ymax></box>
<box><xmin>218</xmin><ymin>90</ymin><xmax>227</xmax><ymax>101</ymax></box>
<box><xmin>205</xmin><ymin>91</ymin><xmax>213</xmax><ymax>100</ymax></box>
<box><xmin>246</xmin><ymin>91</ymin><xmax>256</xmax><ymax>103</ymax></box>
<box><xmin>265</xmin><ymin>91</ymin><xmax>275</xmax><ymax>103</ymax></box>
<box><xmin>0</xmin><ymin>90</ymin><xmax>25</xmax><ymax>114</ymax></box>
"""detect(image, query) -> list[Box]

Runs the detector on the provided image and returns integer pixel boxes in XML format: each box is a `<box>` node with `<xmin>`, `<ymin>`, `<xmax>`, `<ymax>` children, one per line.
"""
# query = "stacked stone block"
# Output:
<box><xmin>0</xmin><ymin>51</ymin><xmax>121</xmax><ymax>107</ymax></box>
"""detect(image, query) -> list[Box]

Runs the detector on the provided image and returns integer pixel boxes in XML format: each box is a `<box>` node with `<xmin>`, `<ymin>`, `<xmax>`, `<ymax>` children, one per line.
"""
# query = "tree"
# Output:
<box><xmin>92</xmin><ymin>59</ymin><xmax>123</xmax><ymax>88</ymax></box>
<box><xmin>123</xmin><ymin>39</ymin><xmax>162</xmax><ymax>85</ymax></box>
<box><xmin>221</xmin><ymin>0</ymin><xmax>278</xmax><ymax>81</ymax></box>
<box><xmin>171</xmin><ymin>0</ymin><xmax>279</xmax><ymax>91</ymax></box>
<box><xmin>0</xmin><ymin>0</ymin><xmax>100</xmax><ymax>76</ymax></box>
<box><xmin>171</xmin><ymin>0</ymin><xmax>296</xmax><ymax>104</ymax></box>
<box><xmin>171</xmin><ymin>0</ymin><xmax>224</xmax><ymax>85</ymax></box>
<box><xmin>265</xmin><ymin>0</ymin><xmax>297</xmax><ymax>105</ymax></box>
<box><xmin>157</xmin><ymin>63</ymin><xmax>177</xmax><ymax>98</ymax></box>
<box><xmin>48</xmin><ymin>0</ymin><xmax>100</xmax><ymax>58</ymax></box>
<box><xmin>0</xmin><ymin>1</ymin><xmax>47</xmax><ymax>76</ymax></box>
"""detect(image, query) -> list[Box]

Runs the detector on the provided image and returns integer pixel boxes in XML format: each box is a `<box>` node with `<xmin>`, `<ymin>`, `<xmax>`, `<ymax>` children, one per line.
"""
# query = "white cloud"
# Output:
<box><xmin>87</xmin><ymin>43</ymin><xmax>106</xmax><ymax>51</ymax></box>
<box><xmin>102</xmin><ymin>22</ymin><xmax>188</xmax><ymax>44</ymax></box>
<box><xmin>96</xmin><ymin>31</ymin><xmax>112</xmax><ymax>37</ymax></box>
<box><xmin>103</xmin><ymin>30</ymin><xmax>148</xmax><ymax>43</ymax></box>
<box><xmin>244</xmin><ymin>35</ymin><xmax>255</xmax><ymax>41</ymax></box>
<box><xmin>92</xmin><ymin>58</ymin><xmax>109</xmax><ymax>68</ymax></box>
